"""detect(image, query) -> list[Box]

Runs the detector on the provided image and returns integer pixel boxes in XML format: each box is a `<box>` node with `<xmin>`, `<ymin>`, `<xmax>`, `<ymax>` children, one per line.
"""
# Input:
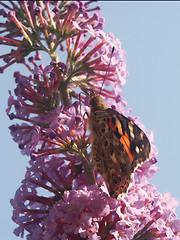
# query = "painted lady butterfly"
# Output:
<box><xmin>88</xmin><ymin>92</ymin><xmax>151</xmax><ymax>198</ymax></box>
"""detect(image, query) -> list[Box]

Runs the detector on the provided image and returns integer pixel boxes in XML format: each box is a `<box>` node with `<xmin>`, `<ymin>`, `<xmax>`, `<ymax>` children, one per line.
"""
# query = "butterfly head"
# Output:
<box><xmin>89</xmin><ymin>91</ymin><xmax>108</xmax><ymax>112</ymax></box>
<box><xmin>88</xmin><ymin>46</ymin><xmax>115</xmax><ymax>112</ymax></box>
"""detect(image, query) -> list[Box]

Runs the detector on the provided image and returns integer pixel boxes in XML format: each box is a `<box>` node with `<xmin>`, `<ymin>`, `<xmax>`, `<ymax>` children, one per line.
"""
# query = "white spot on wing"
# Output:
<box><xmin>135</xmin><ymin>146</ymin><xmax>140</xmax><ymax>153</ymax></box>
<box><xmin>140</xmin><ymin>131</ymin><xmax>144</xmax><ymax>140</ymax></box>
<box><xmin>128</xmin><ymin>123</ymin><xmax>134</xmax><ymax>139</ymax></box>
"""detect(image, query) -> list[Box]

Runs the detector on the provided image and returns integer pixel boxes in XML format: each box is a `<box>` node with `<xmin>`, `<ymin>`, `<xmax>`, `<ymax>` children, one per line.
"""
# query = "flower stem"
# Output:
<box><xmin>59</xmin><ymin>78</ymin><xmax>70</xmax><ymax>106</ymax></box>
<box><xmin>80</xmin><ymin>151</ymin><xmax>95</xmax><ymax>185</ymax></box>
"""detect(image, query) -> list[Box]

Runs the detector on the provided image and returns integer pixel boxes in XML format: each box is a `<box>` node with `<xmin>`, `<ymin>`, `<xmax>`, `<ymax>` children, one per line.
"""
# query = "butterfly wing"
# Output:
<box><xmin>89</xmin><ymin>107</ymin><xmax>151</xmax><ymax>198</ymax></box>
<box><xmin>106</xmin><ymin>108</ymin><xmax>151</xmax><ymax>172</ymax></box>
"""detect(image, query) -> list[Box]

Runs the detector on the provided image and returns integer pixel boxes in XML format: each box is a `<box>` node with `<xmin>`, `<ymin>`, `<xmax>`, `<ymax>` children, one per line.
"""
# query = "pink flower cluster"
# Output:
<box><xmin>0</xmin><ymin>1</ymin><xmax>180</xmax><ymax>239</ymax></box>
<box><xmin>11</xmin><ymin>157</ymin><xmax>180</xmax><ymax>239</ymax></box>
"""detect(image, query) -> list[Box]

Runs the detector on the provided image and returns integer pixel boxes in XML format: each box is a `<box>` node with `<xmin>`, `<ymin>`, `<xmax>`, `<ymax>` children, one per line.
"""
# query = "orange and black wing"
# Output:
<box><xmin>106</xmin><ymin>108</ymin><xmax>151</xmax><ymax>172</ymax></box>
<box><xmin>90</xmin><ymin>107</ymin><xmax>151</xmax><ymax>198</ymax></box>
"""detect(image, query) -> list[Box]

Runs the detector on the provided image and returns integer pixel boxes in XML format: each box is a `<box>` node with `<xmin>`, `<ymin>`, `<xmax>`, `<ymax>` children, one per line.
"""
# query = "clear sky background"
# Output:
<box><xmin>1</xmin><ymin>2</ymin><xmax>180</xmax><ymax>239</ymax></box>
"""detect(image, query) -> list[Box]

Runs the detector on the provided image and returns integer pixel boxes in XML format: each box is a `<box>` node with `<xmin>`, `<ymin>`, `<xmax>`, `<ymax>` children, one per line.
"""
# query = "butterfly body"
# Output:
<box><xmin>88</xmin><ymin>93</ymin><xmax>151</xmax><ymax>198</ymax></box>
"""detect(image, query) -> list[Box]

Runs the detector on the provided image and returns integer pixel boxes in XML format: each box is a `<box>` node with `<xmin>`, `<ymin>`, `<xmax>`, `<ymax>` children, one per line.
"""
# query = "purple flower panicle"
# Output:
<box><xmin>11</xmin><ymin>169</ymin><xmax>180</xmax><ymax>239</ymax></box>
<box><xmin>0</xmin><ymin>0</ymin><xmax>179</xmax><ymax>239</ymax></box>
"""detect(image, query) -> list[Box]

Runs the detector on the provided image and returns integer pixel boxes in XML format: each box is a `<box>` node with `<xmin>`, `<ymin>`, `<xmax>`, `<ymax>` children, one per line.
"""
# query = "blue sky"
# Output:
<box><xmin>1</xmin><ymin>2</ymin><xmax>180</xmax><ymax>239</ymax></box>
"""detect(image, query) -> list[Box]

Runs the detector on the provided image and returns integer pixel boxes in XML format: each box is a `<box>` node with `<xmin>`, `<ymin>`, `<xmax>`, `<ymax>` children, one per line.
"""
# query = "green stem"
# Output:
<box><xmin>67</xmin><ymin>146</ymin><xmax>95</xmax><ymax>186</ymax></box>
<box><xmin>80</xmin><ymin>150</ymin><xmax>95</xmax><ymax>186</ymax></box>
<box><xmin>59</xmin><ymin>79</ymin><xmax>70</xmax><ymax>106</ymax></box>
<box><xmin>49</xmin><ymin>42</ymin><xmax>60</xmax><ymax>62</ymax></box>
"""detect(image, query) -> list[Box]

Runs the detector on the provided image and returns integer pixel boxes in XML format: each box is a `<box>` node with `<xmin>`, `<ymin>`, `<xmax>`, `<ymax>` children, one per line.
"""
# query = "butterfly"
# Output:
<box><xmin>88</xmin><ymin>92</ymin><xmax>151</xmax><ymax>198</ymax></box>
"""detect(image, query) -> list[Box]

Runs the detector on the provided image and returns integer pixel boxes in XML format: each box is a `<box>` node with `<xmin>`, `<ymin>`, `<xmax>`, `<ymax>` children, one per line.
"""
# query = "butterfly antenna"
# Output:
<box><xmin>99</xmin><ymin>46</ymin><xmax>115</xmax><ymax>96</ymax></box>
